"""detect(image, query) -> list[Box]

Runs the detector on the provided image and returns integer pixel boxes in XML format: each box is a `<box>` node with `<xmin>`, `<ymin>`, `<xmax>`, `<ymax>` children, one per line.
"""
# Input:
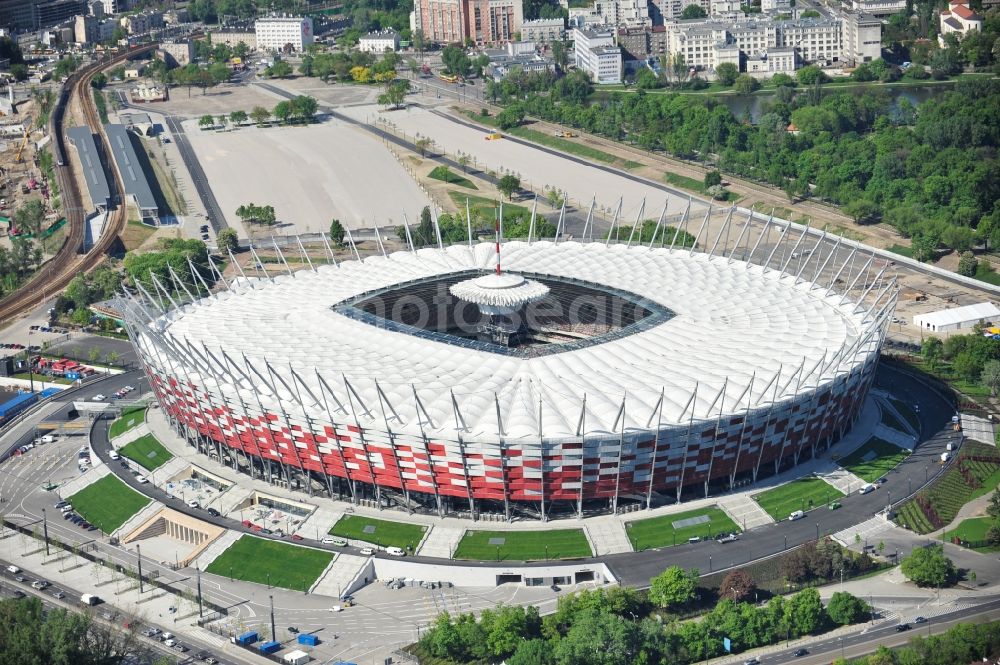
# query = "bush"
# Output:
<box><xmin>958</xmin><ymin>251</ymin><xmax>978</xmax><ymax>277</ymax></box>
<box><xmin>826</xmin><ymin>591</ymin><xmax>869</xmax><ymax>625</ymax></box>
<box><xmin>734</xmin><ymin>74</ymin><xmax>760</xmax><ymax>94</ymax></box>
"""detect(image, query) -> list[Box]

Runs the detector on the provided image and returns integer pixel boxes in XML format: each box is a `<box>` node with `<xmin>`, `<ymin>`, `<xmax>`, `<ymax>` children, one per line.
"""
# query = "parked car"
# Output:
<box><xmin>206</xmin><ymin>508</ymin><xmax>220</xmax><ymax>517</ymax></box>
<box><xmin>322</xmin><ymin>537</ymin><xmax>347</xmax><ymax>546</ymax></box>
<box><xmin>717</xmin><ymin>533</ymin><xmax>738</xmax><ymax>543</ymax></box>
<box><xmin>914</xmin><ymin>616</ymin><xmax>927</xmax><ymax>624</ymax></box>
<box><xmin>359</xmin><ymin>547</ymin><xmax>374</xmax><ymax>555</ymax></box>
<box><xmin>788</xmin><ymin>510</ymin><xmax>805</xmax><ymax>521</ymax></box>
<box><xmin>828</xmin><ymin>501</ymin><xmax>842</xmax><ymax>510</ymax></box>
<box><xmin>92</xmin><ymin>394</ymin><xmax>106</xmax><ymax>401</ymax></box>
<box><xmin>895</xmin><ymin>623</ymin><xmax>911</xmax><ymax>632</ymax></box>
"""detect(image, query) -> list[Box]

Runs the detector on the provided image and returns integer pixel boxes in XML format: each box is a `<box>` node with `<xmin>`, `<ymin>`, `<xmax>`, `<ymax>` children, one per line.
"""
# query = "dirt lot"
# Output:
<box><xmin>182</xmin><ymin>116</ymin><xmax>432</xmax><ymax>234</ymax></box>
<box><xmin>127</xmin><ymin>81</ymin><xmax>280</xmax><ymax>118</ymax></box>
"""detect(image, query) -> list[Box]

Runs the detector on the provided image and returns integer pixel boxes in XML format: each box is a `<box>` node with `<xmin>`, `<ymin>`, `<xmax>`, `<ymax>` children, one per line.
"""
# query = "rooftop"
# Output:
<box><xmin>104</xmin><ymin>123</ymin><xmax>157</xmax><ymax>213</ymax></box>
<box><xmin>147</xmin><ymin>241</ymin><xmax>872</xmax><ymax>440</ymax></box>
<box><xmin>913</xmin><ymin>302</ymin><xmax>1000</xmax><ymax>327</ymax></box>
<box><xmin>66</xmin><ymin>126</ymin><xmax>110</xmax><ymax>209</ymax></box>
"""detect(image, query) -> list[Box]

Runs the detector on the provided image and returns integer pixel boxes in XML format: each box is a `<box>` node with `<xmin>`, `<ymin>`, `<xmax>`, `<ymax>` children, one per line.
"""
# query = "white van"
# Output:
<box><xmin>80</xmin><ymin>593</ymin><xmax>101</xmax><ymax>606</ymax></box>
<box><xmin>788</xmin><ymin>510</ymin><xmax>805</xmax><ymax>521</ymax></box>
<box><xmin>859</xmin><ymin>484</ymin><xmax>875</xmax><ymax>495</ymax></box>
<box><xmin>6</xmin><ymin>565</ymin><xmax>20</xmax><ymax>574</ymax></box>
<box><xmin>386</xmin><ymin>546</ymin><xmax>406</xmax><ymax>557</ymax></box>
<box><xmin>40</xmin><ymin>435</ymin><xmax>55</xmax><ymax>444</ymax></box>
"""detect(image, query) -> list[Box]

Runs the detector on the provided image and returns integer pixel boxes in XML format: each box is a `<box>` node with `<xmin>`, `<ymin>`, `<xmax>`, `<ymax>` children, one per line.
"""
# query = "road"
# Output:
<box><xmin>162</xmin><ymin>114</ymin><xmax>229</xmax><ymax>235</ymax></box>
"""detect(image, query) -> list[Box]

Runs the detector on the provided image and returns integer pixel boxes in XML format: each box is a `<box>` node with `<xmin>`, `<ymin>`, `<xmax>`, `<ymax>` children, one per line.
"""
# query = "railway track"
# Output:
<box><xmin>0</xmin><ymin>46</ymin><xmax>155</xmax><ymax>326</ymax></box>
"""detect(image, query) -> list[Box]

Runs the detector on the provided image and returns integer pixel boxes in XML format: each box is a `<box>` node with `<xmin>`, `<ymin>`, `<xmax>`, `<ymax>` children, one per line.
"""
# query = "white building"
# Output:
<box><xmin>254</xmin><ymin>15</ymin><xmax>314</xmax><ymax>52</ymax></box>
<box><xmin>778</xmin><ymin>16</ymin><xmax>842</xmax><ymax>64</ymax></box>
<box><xmin>573</xmin><ymin>27</ymin><xmax>623</xmax><ymax>83</ymax></box>
<box><xmin>656</xmin><ymin>0</ymin><xmax>710</xmax><ymax>22</ymax></box>
<box><xmin>938</xmin><ymin>0</ymin><xmax>983</xmax><ymax>47</ymax></box>
<box><xmin>761</xmin><ymin>0</ymin><xmax>791</xmax><ymax>10</ymax></box>
<box><xmin>842</xmin><ymin>11</ymin><xmax>881</xmax><ymax>64</ymax></box>
<box><xmin>913</xmin><ymin>302</ymin><xmax>1000</xmax><ymax>334</ymax></box>
<box><xmin>849</xmin><ymin>0</ymin><xmax>905</xmax><ymax>17</ymax></box>
<box><xmin>521</xmin><ymin>18</ymin><xmax>565</xmax><ymax>43</ymax></box>
<box><xmin>212</xmin><ymin>28</ymin><xmax>257</xmax><ymax>50</ymax></box>
<box><xmin>595</xmin><ymin>0</ymin><xmax>650</xmax><ymax>27</ymax></box>
<box><xmin>745</xmin><ymin>45</ymin><xmax>798</xmax><ymax>74</ymax></box>
<box><xmin>358</xmin><ymin>28</ymin><xmax>400</xmax><ymax>53</ymax></box>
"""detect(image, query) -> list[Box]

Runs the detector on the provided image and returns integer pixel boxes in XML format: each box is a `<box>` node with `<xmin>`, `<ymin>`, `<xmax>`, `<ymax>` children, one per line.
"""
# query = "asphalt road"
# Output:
<box><xmin>162</xmin><ymin>114</ymin><xmax>229</xmax><ymax>235</ymax></box>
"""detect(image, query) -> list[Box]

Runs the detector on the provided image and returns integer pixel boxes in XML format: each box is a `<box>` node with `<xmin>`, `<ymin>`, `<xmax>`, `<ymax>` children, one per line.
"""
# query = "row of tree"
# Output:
<box><xmin>123</xmin><ymin>238</ymin><xmax>214</xmax><ymax>296</ymax></box>
<box><xmin>920</xmin><ymin>330</ymin><xmax>1000</xmax><ymax>392</ymax></box>
<box><xmin>488</xmin><ymin>71</ymin><xmax>1000</xmax><ymax>258</ymax></box>
<box><xmin>420</xmin><ymin>573</ymin><xmax>870</xmax><ymax>665</ymax></box>
<box><xmin>235</xmin><ymin>203</ymin><xmax>277</xmax><ymax>229</ymax></box>
<box><xmin>840</xmin><ymin>619</ymin><xmax>1000</xmax><ymax>665</ymax></box>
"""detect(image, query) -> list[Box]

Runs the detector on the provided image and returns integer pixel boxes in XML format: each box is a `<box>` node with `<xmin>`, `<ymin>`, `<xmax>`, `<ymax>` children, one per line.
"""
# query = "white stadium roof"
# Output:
<box><xmin>149</xmin><ymin>242</ymin><xmax>869</xmax><ymax>441</ymax></box>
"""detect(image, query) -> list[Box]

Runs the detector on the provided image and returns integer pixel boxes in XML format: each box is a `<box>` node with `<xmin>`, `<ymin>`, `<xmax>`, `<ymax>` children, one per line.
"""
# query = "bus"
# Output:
<box><xmin>438</xmin><ymin>73</ymin><xmax>458</xmax><ymax>84</ymax></box>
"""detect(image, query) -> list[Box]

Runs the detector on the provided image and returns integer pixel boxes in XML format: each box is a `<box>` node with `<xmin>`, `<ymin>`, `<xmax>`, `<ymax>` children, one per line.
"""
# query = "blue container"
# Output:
<box><xmin>235</xmin><ymin>631</ymin><xmax>258</xmax><ymax>646</ymax></box>
<box><xmin>258</xmin><ymin>640</ymin><xmax>281</xmax><ymax>654</ymax></box>
<box><xmin>297</xmin><ymin>634</ymin><xmax>318</xmax><ymax>646</ymax></box>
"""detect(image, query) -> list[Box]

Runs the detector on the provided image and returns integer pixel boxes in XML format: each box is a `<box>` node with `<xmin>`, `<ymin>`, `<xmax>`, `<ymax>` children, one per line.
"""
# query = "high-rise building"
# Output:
<box><xmin>573</xmin><ymin>26</ymin><xmax>623</xmax><ymax>83</ymax></box>
<box><xmin>413</xmin><ymin>0</ymin><xmax>523</xmax><ymax>45</ymax></box>
<box><xmin>0</xmin><ymin>0</ymin><xmax>84</xmax><ymax>31</ymax></box>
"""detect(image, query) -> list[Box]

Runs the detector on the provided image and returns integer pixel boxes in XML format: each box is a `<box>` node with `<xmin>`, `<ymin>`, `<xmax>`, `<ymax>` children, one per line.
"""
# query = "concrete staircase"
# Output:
<box><xmin>297</xmin><ymin>505</ymin><xmax>343</xmax><ymax>540</ymax></box>
<box><xmin>831</xmin><ymin>515</ymin><xmax>896</xmax><ymax>548</ymax></box>
<box><xmin>150</xmin><ymin>457</ymin><xmax>189</xmax><ymax>487</ymax></box>
<box><xmin>309</xmin><ymin>554</ymin><xmax>370</xmax><ymax>598</ymax></box>
<box><xmin>816</xmin><ymin>463</ymin><xmax>866</xmax><ymax>496</ymax></box>
<box><xmin>111</xmin><ymin>423</ymin><xmax>151</xmax><ymax>448</ymax></box>
<box><xmin>585</xmin><ymin>519</ymin><xmax>633</xmax><ymax>555</ymax></box>
<box><xmin>58</xmin><ymin>465</ymin><xmax>111</xmax><ymax>500</ymax></box>
<box><xmin>416</xmin><ymin>526</ymin><xmax>465</xmax><ymax>558</ymax></box>
<box><xmin>191</xmin><ymin>529</ymin><xmax>243</xmax><ymax>570</ymax></box>
<box><xmin>718</xmin><ymin>495</ymin><xmax>775</xmax><ymax>531</ymax></box>
<box><xmin>111</xmin><ymin>500</ymin><xmax>162</xmax><ymax>540</ymax></box>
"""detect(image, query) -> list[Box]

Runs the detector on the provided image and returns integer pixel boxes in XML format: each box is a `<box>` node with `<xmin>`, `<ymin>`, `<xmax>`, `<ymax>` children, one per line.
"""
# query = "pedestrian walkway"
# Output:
<box><xmin>718</xmin><ymin>494</ymin><xmax>774</xmax><ymax>530</ymax></box>
<box><xmin>831</xmin><ymin>515</ymin><xmax>896</xmax><ymax>548</ymax></box>
<box><xmin>58</xmin><ymin>465</ymin><xmax>110</xmax><ymax>499</ymax></box>
<box><xmin>152</xmin><ymin>458</ymin><xmax>190</xmax><ymax>488</ymax></box>
<box><xmin>874</xmin><ymin>393</ymin><xmax>919</xmax><ymax>437</ymax></box>
<box><xmin>190</xmin><ymin>529</ymin><xmax>242</xmax><ymax>569</ymax></box>
<box><xmin>417</xmin><ymin>526</ymin><xmax>465</xmax><ymax>558</ymax></box>
<box><xmin>111</xmin><ymin>500</ymin><xmax>163</xmax><ymax>541</ymax></box>
<box><xmin>873</xmin><ymin>423</ymin><xmax>917</xmax><ymax>450</ymax></box>
<box><xmin>211</xmin><ymin>485</ymin><xmax>254</xmax><ymax>518</ymax></box>
<box><xmin>309</xmin><ymin>553</ymin><xmax>369</xmax><ymax>598</ymax></box>
<box><xmin>586</xmin><ymin>519</ymin><xmax>632</xmax><ymax>555</ymax></box>
<box><xmin>111</xmin><ymin>423</ymin><xmax>150</xmax><ymax>447</ymax></box>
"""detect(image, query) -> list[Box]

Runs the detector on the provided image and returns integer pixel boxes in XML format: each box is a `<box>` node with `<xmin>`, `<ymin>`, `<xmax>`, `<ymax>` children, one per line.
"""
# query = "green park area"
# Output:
<box><xmin>447</xmin><ymin>191</ymin><xmax>531</xmax><ymax>222</ymax></box>
<box><xmin>429</xmin><ymin>165</ymin><xmax>477</xmax><ymax>189</ymax></box>
<box><xmin>754</xmin><ymin>477</ymin><xmax>845</xmax><ymax>521</ymax></box>
<box><xmin>205</xmin><ymin>535</ymin><xmax>334</xmax><ymax>592</ymax></box>
<box><xmin>328</xmin><ymin>515</ymin><xmax>427</xmax><ymax>551</ymax></box>
<box><xmin>118</xmin><ymin>434</ymin><xmax>173</xmax><ymax>471</ymax></box>
<box><xmin>109</xmin><ymin>406</ymin><xmax>147</xmax><ymax>439</ymax></box>
<box><xmin>944</xmin><ymin>517</ymin><xmax>998</xmax><ymax>552</ymax></box>
<box><xmin>68</xmin><ymin>474</ymin><xmax>150</xmax><ymax>534</ymax></box>
<box><xmin>453</xmin><ymin>529</ymin><xmax>591</xmax><ymax>561</ymax></box>
<box><xmin>625</xmin><ymin>506</ymin><xmax>740</xmax><ymax>551</ymax></box>
<box><xmin>837</xmin><ymin>437</ymin><xmax>910</xmax><ymax>483</ymax></box>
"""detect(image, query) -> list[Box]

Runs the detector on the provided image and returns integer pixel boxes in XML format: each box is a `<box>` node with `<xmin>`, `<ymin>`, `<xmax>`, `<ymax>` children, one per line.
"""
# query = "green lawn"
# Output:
<box><xmin>447</xmin><ymin>191</ymin><xmax>531</xmax><ymax>222</ymax></box>
<box><xmin>944</xmin><ymin>516</ymin><xmax>997</xmax><ymax>551</ymax></box>
<box><xmin>664</xmin><ymin>172</ymin><xmax>740</xmax><ymax>202</ymax></box>
<box><xmin>886</xmin><ymin>244</ymin><xmax>913</xmax><ymax>258</ymax></box>
<box><xmin>754</xmin><ymin>477</ymin><xmax>845</xmax><ymax>521</ymax></box>
<box><xmin>109</xmin><ymin>406</ymin><xmax>147</xmax><ymax>439</ymax></box>
<box><xmin>205</xmin><ymin>535</ymin><xmax>334</xmax><ymax>592</ymax></box>
<box><xmin>888</xmin><ymin>398</ymin><xmax>920</xmax><ymax>435</ymax></box>
<box><xmin>329</xmin><ymin>515</ymin><xmax>426</xmax><ymax>551</ymax></box>
<box><xmin>625</xmin><ymin>506</ymin><xmax>740</xmax><ymax>551</ymax></box>
<box><xmin>12</xmin><ymin>372</ymin><xmax>73</xmax><ymax>384</ymax></box>
<box><xmin>429</xmin><ymin>165</ymin><xmax>477</xmax><ymax>189</ymax></box>
<box><xmin>837</xmin><ymin>437</ymin><xmax>910</xmax><ymax>483</ymax></box>
<box><xmin>67</xmin><ymin>474</ymin><xmax>150</xmax><ymax>533</ymax></box>
<box><xmin>453</xmin><ymin>529</ymin><xmax>591</xmax><ymax>561</ymax></box>
<box><xmin>118</xmin><ymin>434</ymin><xmax>173</xmax><ymax>471</ymax></box>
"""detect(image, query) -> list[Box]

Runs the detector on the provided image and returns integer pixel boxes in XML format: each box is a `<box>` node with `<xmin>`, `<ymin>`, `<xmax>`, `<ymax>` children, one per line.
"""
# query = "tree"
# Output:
<box><xmin>216</xmin><ymin>228</ymin><xmax>238</xmax><ymax>254</ymax></box>
<box><xmin>843</xmin><ymin>199</ymin><xmax>878</xmax><ymax>224</ymax></box>
<box><xmin>786</xmin><ymin>587</ymin><xmax>825</xmax><ymax>636</ymax></box>
<box><xmin>249</xmin><ymin>106</ymin><xmax>271</xmax><ymax>125</ymax></box>
<box><xmin>377</xmin><ymin>79</ymin><xmax>410</xmax><ymax>109</ymax></box>
<box><xmin>704</xmin><ymin>170</ymin><xmax>723</xmax><ymax>188</ymax></box>
<box><xmin>734</xmin><ymin>74</ymin><xmax>760</xmax><ymax>94</ymax></box>
<box><xmin>648</xmin><ymin>566</ymin><xmax>698</xmax><ymax>609</ymax></box>
<box><xmin>266</xmin><ymin>60</ymin><xmax>293</xmax><ymax>78</ymax></box>
<box><xmin>91</xmin><ymin>72</ymin><xmax>107</xmax><ymax>89</ymax></box>
<box><xmin>498</xmin><ymin>174</ymin><xmax>521</xmax><ymax>200</ymax></box>
<box><xmin>957</xmin><ymin>251</ymin><xmax>978</xmax><ymax>277</ymax></box>
<box><xmin>198</xmin><ymin>114</ymin><xmax>216</xmax><ymax>129</ymax></box>
<box><xmin>826</xmin><ymin>591</ymin><xmax>868</xmax><ymax>625</ymax></box>
<box><xmin>796</xmin><ymin>65</ymin><xmax>827</xmax><ymax>85</ymax></box>
<box><xmin>229</xmin><ymin>110</ymin><xmax>248</xmax><ymax>126</ymax></box>
<box><xmin>88</xmin><ymin>346</ymin><xmax>101</xmax><ymax>363</ymax></box>
<box><xmin>496</xmin><ymin>104</ymin><xmax>526</xmax><ymax>130</ymax></box>
<box><xmin>290</xmin><ymin>95</ymin><xmax>318</xmax><ymax>123</ymax></box>
<box><xmin>441</xmin><ymin>45</ymin><xmax>471</xmax><ymax>77</ymax></box>
<box><xmin>981</xmin><ymin>360</ymin><xmax>1000</xmax><ymax>397</ymax></box>
<box><xmin>715</xmin><ymin>62</ymin><xmax>739</xmax><ymax>86</ymax></box>
<box><xmin>414</xmin><ymin>137</ymin><xmax>433</xmax><ymax>156</ymax></box>
<box><xmin>13</xmin><ymin>200</ymin><xmax>45</xmax><ymax>237</ymax></box>
<box><xmin>457</xmin><ymin>153</ymin><xmax>471</xmax><ymax>173</ymax></box>
<box><xmin>681</xmin><ymin>3</ymin><xmax>708</xmax><ymax>18</ymax></box>
<box><xmin>901</xmin><ymin>544</ymin><xmax>956</xmax><ymax>587</ymax></box>
<box><xmin>273</xmin><ymin>100</ymin><xmax>293</xmax><ymax>124</ymax></box>
<box><xmin>329</xmin><ymin>219</ymin><xmax>345</xmax><ymax>247</ymax></box>
<box><xmin>921</xmin><ymin>337</ymin><xmax>944</xmax><ymax>371</ymax></box>
<box><xmin>718</xmin><ymin>569</ymin><xmax>756</xmax><ymax>602</ymax></box>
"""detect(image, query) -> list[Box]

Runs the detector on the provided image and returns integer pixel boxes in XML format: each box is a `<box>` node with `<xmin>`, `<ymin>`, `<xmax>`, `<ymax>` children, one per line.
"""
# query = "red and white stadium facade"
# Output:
<box><xmin>122</xmin><ymin>208</ymin><xmax>895</xmax><ymax>520</ymax></box>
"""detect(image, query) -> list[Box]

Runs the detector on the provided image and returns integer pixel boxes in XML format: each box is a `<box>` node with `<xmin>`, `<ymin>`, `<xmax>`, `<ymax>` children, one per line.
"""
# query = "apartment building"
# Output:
<box><xmin>778</xmin><ymin>16</ymin><xmax>842</xmax><ymax>63</ymax></box>
<box><xmin>413</xmin><ymin>0</ymin><xmax>522</xmax><ymax>45</ymax></box>
<box><xmin>849</xmin><ymin>0</ymin><xmax>905</xmax><ymax>17</ymax></box>
<box><xmin>212</xmin><ymin>27</ymin><xmax>257</xmax><ymax>50</ymax></box>
<box><xmin>359</xmin><ymin>28</ymin><xmax>400</xmax><ymax>53</ymax></box>
<box><xmin>842</xmin><ymin>10</ymin><xmax>882</xmax><ymax>63</ymax></box>
<box><xmin>157</xmin><ymin>40</ymin><xmax>195</xmax><ymax>68</ymax></box>
<box><xmin>254</xmin><ymin>15</ymin><xmax>314</xmax><ymax>52</ymax></box>
<box><xmin>573</xmin><ymin>27</ymin><xmax>623</xmax><ymax>83</ymax></box>
<box><xmin>521</xmin><ymin>18</ymin><xmax>565</xmax><ymax>43</ymax></box>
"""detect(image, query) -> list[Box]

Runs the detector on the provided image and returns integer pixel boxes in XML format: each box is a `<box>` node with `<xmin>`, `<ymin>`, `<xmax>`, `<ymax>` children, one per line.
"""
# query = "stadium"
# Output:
<box><xmin>121</xmin><ymin>214</ymin><xmax>894</xmax><ymax>521</ymax></box>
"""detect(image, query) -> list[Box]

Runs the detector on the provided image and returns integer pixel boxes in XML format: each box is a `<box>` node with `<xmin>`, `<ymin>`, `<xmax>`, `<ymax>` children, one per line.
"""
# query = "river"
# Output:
<box><xmin>715</xmin><ymin>83</ymin><xmax>955</xmax><ymax>123</ymax></box>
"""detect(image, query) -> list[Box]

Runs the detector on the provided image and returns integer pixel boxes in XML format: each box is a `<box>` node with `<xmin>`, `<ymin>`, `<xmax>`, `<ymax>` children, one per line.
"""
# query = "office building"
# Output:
<box><xmin>254</xmin><ymin>15</ymin><xmax>314</xmax><ymax>52</ymax></box>
<box><xmin>359</xmin><ymin>28</ymin><xmax>400</xmax><ymax>52</ymax></box>
<box><xmin>573</xmin><ymin>27</ymin><xmax>623</xmax><ymax>83</ymax></box>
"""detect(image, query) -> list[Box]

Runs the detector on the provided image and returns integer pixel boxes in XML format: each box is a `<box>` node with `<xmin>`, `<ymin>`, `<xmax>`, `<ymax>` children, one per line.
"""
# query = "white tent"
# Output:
<box><xmin>913</xmin><ymin>302</ymin><xmax>1000</xmax><ymax>333</ymax></box>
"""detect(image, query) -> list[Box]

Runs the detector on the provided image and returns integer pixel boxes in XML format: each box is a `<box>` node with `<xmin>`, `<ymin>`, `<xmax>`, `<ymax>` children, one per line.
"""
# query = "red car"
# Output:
<box><xmin>241</xmin><ymin>519</ymin><xmax>253</xmax><ymax>528</ymax></box>
<box><xmin>291</xmin><ymin>534</ymin><xmax>303</xmax><ymax>541</ymax></box>
<box><xmin>251</xmin><ymin>524</ymin><xmax>262</xmax><ymax>532</ymax></box>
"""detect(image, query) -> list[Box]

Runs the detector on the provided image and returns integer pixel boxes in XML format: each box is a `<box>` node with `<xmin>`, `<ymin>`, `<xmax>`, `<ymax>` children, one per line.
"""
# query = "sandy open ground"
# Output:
<box><xmin>339</xmin><ymin>104</ymin><xmax>690</xmax><ymax>222</ymax></box>
<box><xmin>183</xmin><ymin>117</ymin><xmax>432</xmax><ymax>234</ymax></box>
